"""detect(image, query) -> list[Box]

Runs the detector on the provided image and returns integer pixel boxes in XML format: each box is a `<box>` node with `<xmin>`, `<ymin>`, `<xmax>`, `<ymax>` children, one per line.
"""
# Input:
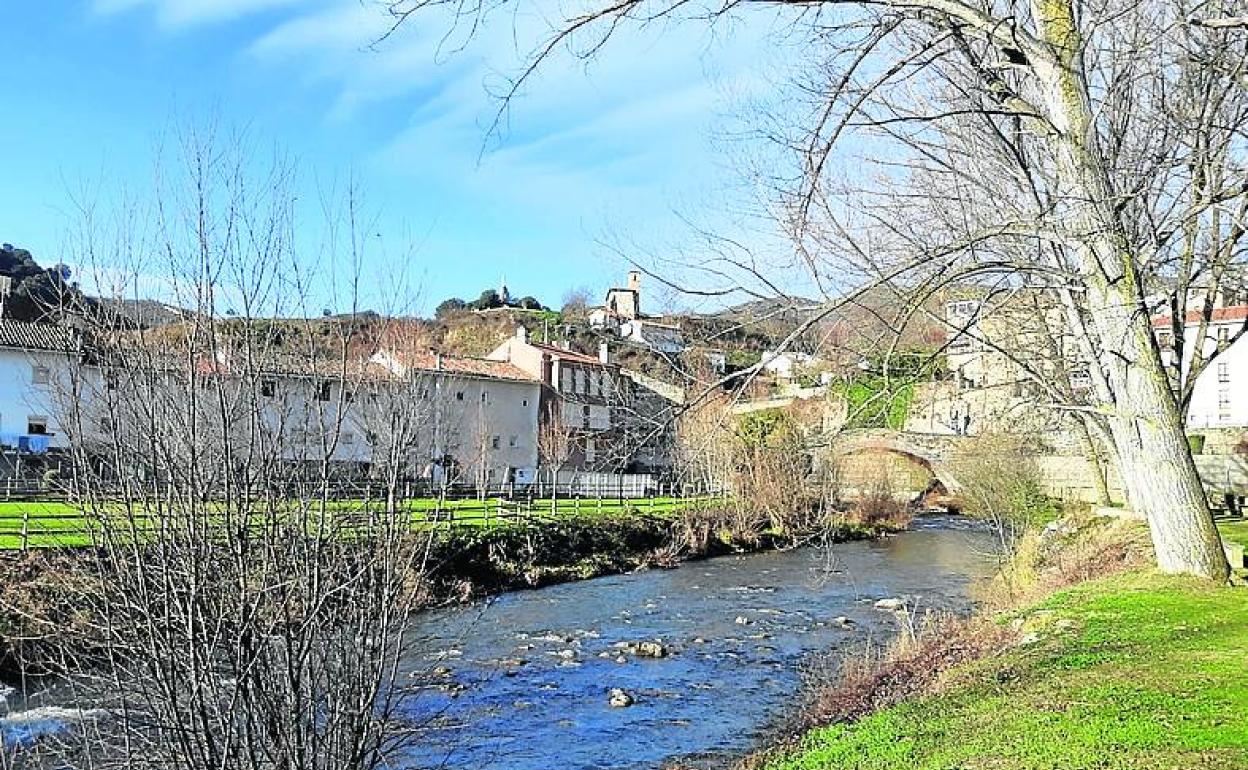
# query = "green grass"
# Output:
<box><xmin>763</xmin><ymin>571</ymin><xmax>1248</xmax><ymax>770</ymax></box>
<box><xmin>1218</xmin><ymin>518</ymin><xmax>1248</xmax><ymax>551</ymax></box>
<box><xmin>0</xmin><ymin>496</ymin><xmax>717</xmax><ymax>549</ymax></box>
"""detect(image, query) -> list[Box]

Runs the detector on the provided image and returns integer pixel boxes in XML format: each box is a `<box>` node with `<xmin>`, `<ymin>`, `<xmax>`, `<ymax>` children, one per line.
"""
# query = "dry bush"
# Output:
<box><xmin>0</xmin><ymin>551</ymin><xmax>104</xmax><ymax>678</ymax></box>
<box><xmin>842</xmin><ymin>477</ymin><xmax>912</xmax><ymax>530</ymax></box>
<box><xmin>981</xmin><ymin>511</ymin><xmax>1153</xmax><ymax>608</ymax></box>
<box><xmin>950</xmin><ymin>432</ymin><xmax>1057</xmax><ymax>553</ymax></box>
<box><xmin>786</xmin><ymin>611</ymin><xmax>1015</xmax><ymax>737</ymax></box>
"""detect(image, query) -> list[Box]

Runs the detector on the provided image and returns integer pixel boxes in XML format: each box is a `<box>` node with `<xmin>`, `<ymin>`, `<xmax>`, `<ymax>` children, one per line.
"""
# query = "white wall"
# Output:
<box><xmin>1165</xmin><ymin>318</ymin><xmax>1248</xmax><ymax>428</ymax></box>
<box><xmin>0</xmin><ymin>348</ymin><xmax>76</xmax><ymax>451</ymax></box>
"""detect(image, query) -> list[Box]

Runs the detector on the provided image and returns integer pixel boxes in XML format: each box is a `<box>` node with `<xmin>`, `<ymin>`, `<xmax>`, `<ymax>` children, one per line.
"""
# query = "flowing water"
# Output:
<box><xmin>1</xmin><ymin>516</ymin><xmax>999</xmax><ymax>768</ymax></box>
<box><xmin>393</xmin><ymin>516</ymin><xmax>999</xmax><ymax>770</ymax></box>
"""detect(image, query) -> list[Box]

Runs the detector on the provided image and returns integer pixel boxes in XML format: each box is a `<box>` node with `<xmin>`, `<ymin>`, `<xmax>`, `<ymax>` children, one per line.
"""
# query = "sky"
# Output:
<box><xmin>0</xmin><ymin>1</ymin><xmax>795</xmax><ymax>316</ymax></box>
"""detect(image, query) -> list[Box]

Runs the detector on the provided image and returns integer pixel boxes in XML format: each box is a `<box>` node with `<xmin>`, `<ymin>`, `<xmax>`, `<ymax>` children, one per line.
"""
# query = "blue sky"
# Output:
<box><xmin>0</xmin><ymin>1</ymin><xmax>793</xmax><ymax>315</ymax></box>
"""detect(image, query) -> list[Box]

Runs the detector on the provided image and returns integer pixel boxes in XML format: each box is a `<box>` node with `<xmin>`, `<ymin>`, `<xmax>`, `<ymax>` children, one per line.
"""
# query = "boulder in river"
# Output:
<box><xmin>832</xmin><ymin>616</ymin><xmax>855</xmax><ymax>629</ymax></box>
<box><xmin>617</xmin><ymin>640</ymin><xmax>668</xmax><ymax>658</ymax></box>
<box><xmin>873</xmin><ymin>598</ymin><xmax>906</xmax><ymax>611</ymax></box>
<box><xmin>608</xmin><ymin>688</ymin><xmax>635</xmax><ymax>708</ymax></box>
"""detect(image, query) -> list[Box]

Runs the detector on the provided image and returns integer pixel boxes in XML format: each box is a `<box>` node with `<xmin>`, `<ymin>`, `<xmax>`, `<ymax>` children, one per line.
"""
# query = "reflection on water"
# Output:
<box><xmin>395</xmin><ymin>516</ymin><xmax>998</xmax><ymax>770</ymax></box>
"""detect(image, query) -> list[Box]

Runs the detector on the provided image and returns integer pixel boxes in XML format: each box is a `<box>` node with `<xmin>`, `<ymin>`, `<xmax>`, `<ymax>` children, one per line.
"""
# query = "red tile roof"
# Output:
<box><xmin>384</xmin><ymin>350</ymin><xmax>533</xmax><ymax>382</ymax></box>
<box><xmin>528</xmin><ymin>342</ymin><xmax>605</xmax><ymax>366</ymax></box>
<box><xmin>1152</xmin><ymin>305</ymin><xmax>1248</xmax><ymax>327</ymax></box>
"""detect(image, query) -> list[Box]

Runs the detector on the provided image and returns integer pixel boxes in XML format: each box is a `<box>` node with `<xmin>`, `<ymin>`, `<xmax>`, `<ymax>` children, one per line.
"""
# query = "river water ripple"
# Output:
<box><xmin>394</xmin><ymin>516</ymin><xmax>999</xmax><ymax>770</ymax></box>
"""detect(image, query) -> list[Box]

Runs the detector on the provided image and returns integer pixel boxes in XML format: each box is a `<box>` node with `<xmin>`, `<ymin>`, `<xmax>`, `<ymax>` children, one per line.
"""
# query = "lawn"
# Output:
<box><xmin>1218</xmin><ymin>518</ymin><xmax>1248</xmax><ymax>551</ymax></box>
<box><xmin>0</xmin><ymin>496</ymin><xmax>714</xmax><ymax>549</ymax></box>
<box><xmin>763</xmin><ymin>570</ymin><xmax>1248</xmax><ymax>770</ymax></box>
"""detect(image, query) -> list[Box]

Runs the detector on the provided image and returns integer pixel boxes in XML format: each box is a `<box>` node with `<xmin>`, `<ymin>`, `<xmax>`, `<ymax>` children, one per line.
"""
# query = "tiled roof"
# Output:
<box><xmin>529</xmin><ymin>342</ymin><xmax>605</xmax><ymax>366</ymax></box>
<box><xmin>1152</xmin><ymin>305</ymin><xmax>1248</xmax><ymax>327</ymax></box>
<box><xmin>384</xmin><ymin>350</ymin><xmax>534</xmax><ymax>382</ymax></box>
<box><xmin>0</xmin><ymin>319</ymin><xmax>78</xmax><ymax>352</ymax></box>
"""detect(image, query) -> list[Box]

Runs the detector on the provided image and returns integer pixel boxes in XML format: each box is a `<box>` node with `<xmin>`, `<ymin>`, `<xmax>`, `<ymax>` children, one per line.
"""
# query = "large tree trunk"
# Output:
<box><xmin>1034</xmin><ymin>0</ymin><xmax>1230</xmax><ymax>581</ymax></box>
<box><xmin>1105</xmin><ymin>336</ymin><xmax>1230</xmax><ymax>580</ymax></box>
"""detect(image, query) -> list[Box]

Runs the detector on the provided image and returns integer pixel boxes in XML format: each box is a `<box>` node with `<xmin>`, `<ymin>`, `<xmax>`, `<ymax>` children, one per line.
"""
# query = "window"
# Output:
<box><xmin>342</xmin><ymin>432</ymin><xmax>356</xmax><ymax>445</ymax></box>
<box><xmin>1218</xmin><ymin>389</ymin><xmax>1232</xmax><ymax>420</ymax></box>
<box><xmin>105</xmin><ymin>371</ymin><xmax>119</xmax><ymax>391</ymax></box>
<box><xmin>343</xmin><ymin>390</ymin><xmax>355</xmax><ymax>403</ymax></box>
<box><xmin>27</xmin><ymin>418</ymin><xmax>48</xmax><ymax>435</ymax></box>
<box><xmin>583</xmin><ymin>405</ymin><xmax>591</xmax><ymax>422</ymax></box>
<box><xmin>1217</xmin><ymin>326</ymin><xmax>1230</xmax><ymax>345</ymax></box>
<box><xmin>315</xmin><ymin>382</ymin><xmax>331</xmax><ymax>402</ymax></box>
<box><xmin>31</xmin><ymin>365</ymin><xmax>50</xmax><ymax>385</ymax></box>
<box><xmin>948</xmin><ymin>335</ymin><xmax>972</xmax><ymax>354</ymax></box>
<box><xmin>260</xmin><ymin>379</ymin><xmax>276</xmax><ymax>397</ymax></box>
<box><xmin>560</xmin><ymin>369</ymin><xmax>572</xmax><ymax>392</ymax></box>
<box><xmin>522</xmin><ymin>399</ymin><xmax>529</xmax><ymax>407</ymax></box>
<box><xmin>574</xmin><ymin>369</ymin><xmax>585</xmax><ymax>394</ymax></box>
<box><xmin>1157</xmin><ymin>331</ymin><xmax>1173</xmax><ymax>351</ymax></box>
<box><xmin>1218</xmin><ymin>362</ymin><xmax>1231</xmax><ymax>384</ymax></box>
<box><xmin>481</xmin><ymin>391</ymin><xmax>488</xmax><ymax>403</ymax></box>
<box><xmin>490</xmin><ymin>435</ymin><xmax>501</xmax><ymax>450</ymax></box>
<box><xmin>508</xmin><ymin>435</ymin><xmax>518</xmax><ymax>448</ymax></box>
<box><xmin>455</xmin><ymin>391</ymin><xmax>465</xmax><ymax>401</ymax></box>
<box><xmin>585</xmin><ymin>439</ymin><xmax>596</xmax><ymax>462</ymax></box>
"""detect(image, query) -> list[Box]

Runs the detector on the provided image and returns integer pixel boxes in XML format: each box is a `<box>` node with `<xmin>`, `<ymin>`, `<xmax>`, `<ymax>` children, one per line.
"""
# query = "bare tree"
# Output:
<box><xmin>381</xmin><ymin>0</ymin><xmax>1246</xmax><ymax>579</ymax></box>
<box><xmin>24</xmin><ymin>129</ymin><xmax>430</xmax><ymax>768</ymax></box>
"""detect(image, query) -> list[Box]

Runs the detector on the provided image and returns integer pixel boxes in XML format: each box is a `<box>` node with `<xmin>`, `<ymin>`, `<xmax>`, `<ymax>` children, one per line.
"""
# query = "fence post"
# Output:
<box><xmin>20</xmin><ymin>507</ymin><xmax>30</xmax><ymax>552</ymax></box>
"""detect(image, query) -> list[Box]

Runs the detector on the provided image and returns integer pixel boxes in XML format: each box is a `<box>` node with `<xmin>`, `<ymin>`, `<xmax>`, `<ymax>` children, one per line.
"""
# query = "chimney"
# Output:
<box><xmin>627</xmin><ymin>270</ymin><xmax>641</xmax><ymax>293</ymax></box>
<box><xmin>516</xmin><ymin>325</ymin><xmax>528</xmax><ymax>343</ymax></box>
<box><xmin>598</xmin><ymin>342</ymin><xmax>611</xmax><ymax>365</ymax></box>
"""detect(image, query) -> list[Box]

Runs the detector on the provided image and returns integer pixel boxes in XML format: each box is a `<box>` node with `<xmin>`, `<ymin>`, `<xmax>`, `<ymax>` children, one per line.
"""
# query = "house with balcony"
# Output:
<box><xmin>488</xmin><ymin>327</ymin><xmax>670</xmax><ymax>473</ymax></box>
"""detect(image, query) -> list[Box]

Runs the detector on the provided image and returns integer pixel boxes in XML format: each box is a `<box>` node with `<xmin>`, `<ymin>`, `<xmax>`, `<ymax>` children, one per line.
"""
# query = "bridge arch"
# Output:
<box><xmin>825</xmin><ymin>432</ymin><xmax>962</xmax><ymax>496</ymax></box>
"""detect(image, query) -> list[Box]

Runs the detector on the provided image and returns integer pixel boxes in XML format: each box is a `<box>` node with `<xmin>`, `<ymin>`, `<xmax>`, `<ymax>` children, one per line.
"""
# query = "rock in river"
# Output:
<box><xmin>608</xmin><ymin>688</ymin><xmax>635</xmax><ymax>708</ymax></box>
<box><xmin>874</xmin><ymin>598</ymin><xmax>906</xmax><ymax>611</ymax></box>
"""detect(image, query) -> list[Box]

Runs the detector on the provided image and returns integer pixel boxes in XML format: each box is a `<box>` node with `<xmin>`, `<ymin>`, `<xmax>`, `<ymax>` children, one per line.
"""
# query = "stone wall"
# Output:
<box><xmin>1035</xmin><ymin>454</ymin><xmax>1248</xmax><ymax>504</ymax></box>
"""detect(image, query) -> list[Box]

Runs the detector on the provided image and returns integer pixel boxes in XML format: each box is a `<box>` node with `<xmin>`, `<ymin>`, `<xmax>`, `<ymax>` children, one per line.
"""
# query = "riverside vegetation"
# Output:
<box><xmin>741</xmin><ymin>497</ymin><xmax>1248</xmax><ymax>770</ymax></box>
<box><xmin>0</xmin><ymin>493</ymin><xmax>910</xmax><ymax>681</ymax></box>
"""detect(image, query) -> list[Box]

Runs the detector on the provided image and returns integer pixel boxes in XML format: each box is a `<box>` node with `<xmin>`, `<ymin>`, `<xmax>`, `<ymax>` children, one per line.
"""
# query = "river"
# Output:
<box><xmin>392</xmin><ymin>515</ymin><xmax>998</xmax><ymax>769</ymax></box>
<box><xmin>0</xmin><ymin>516</ymin><xmax>999</xmax><ymax>768</ymax></box>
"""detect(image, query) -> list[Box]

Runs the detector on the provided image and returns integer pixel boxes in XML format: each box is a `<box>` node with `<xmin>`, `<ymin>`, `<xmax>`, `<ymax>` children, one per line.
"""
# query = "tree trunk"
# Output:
<box><xmin>1104</xmin><ymin>327</ymin><xmax>1229</xmax><ymax>580</ymax></box>
<box><xmin>1031</xmin><ymin>0</ymin><xmax>1230</xmax><ymax>581</ymax></box>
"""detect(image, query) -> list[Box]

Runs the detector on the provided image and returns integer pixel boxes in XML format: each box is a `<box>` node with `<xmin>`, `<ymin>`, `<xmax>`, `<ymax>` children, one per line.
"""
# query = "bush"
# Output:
<box><xmin>950</xmin><ymin>432</ymin><xmax>1057</xmax><ymax>550</ymax></box>
<box><xmin>843</xmin><ymin>477</ymin><xmax>912</xmax><ymax>530</ymax></box>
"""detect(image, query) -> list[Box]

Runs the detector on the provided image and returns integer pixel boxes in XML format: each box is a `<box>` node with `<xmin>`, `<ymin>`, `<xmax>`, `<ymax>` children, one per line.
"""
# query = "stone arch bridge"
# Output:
<box><xmin>818</xmin><ymin>429</ymin><xmax>967</xmax><ymax>497</ymax></box>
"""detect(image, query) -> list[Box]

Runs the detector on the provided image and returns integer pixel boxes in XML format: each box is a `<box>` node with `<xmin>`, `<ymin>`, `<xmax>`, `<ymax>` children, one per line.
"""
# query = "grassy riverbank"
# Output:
<box><xmin>0</xmin><ymin>501</ymin><xmax>895</xmax><ymax>678</ymax></box>
<box><xmin>752</xmin><ymin>516</ymin><xmax>1248</xmax><ymax>770</ymax></box>
<box><xmin>0</xmin><ymin>496</ymin><xmax>713</xmax><ymax>549</ymax></box>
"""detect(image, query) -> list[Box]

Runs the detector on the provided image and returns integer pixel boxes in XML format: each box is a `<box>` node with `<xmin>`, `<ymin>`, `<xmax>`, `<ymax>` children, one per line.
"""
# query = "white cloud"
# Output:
<box><xmin>93</xmin><ymin>0</ymin><xmax>314</xmax><ymax>29</ymax></box>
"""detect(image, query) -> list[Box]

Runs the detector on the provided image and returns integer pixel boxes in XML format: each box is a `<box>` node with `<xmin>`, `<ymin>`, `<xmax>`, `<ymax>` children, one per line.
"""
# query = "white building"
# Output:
<box><xmin>368</xmin><ymin>348</ymin><xmax>542</xmax><ymax>486</ymax></box>
<box><xmin>1157</xmin><ymin>306</ymin><xmax>1248</xmax><ymax>428</ymax></box>
<box><xmin>760</xmin><ymin>349</ymin><xmax>821</xmax><ymax>381</ymax></box>
<box><xmin>0</xmin><ymin>319</ymin><xmax>80</xmax><ymax>455</ymax></box>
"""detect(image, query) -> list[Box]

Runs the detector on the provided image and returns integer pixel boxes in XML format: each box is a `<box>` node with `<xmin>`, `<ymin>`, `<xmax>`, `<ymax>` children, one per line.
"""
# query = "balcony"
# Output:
<box><xmin>0</xmin><ymin>434</ymin><xmax>53</xmax><ymax>454</ymax></box>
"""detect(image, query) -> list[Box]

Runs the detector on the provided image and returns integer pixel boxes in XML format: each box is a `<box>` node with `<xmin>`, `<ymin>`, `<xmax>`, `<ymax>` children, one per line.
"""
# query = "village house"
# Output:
<box><xmin>906</xmin><ymin>291</ymin><xmax>1089</xmax><ymax>441</ymax></box>
<box><xmin>367</xmin><ymin>347</ymin><xmax>541</xmax><ymax>488</ymax></box>
<box><xmin>486</xmin><ymin>327</ymin><xmax>681</xmax><ymax>476</ymax></box>
<box><xmin>487</xmin><ymin>327</ymin><xmax>628</xmax><ymax>472</ymax></box>
<box><xmin>0</xmin><ymin>319</ymin><xmax>80</xmax><ymax>464</ymax></box>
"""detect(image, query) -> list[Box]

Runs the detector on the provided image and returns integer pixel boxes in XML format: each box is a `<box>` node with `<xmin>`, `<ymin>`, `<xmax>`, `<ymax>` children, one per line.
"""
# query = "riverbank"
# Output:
<box><xmin>0</xmin><ymin>501</ymin><xmax>900</xmax><ymax>680</ymax></box>
<box><xmin>747</xmin><ymin>514</ymin><xmax>1248</xmax><ymax>770</ymax></box>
